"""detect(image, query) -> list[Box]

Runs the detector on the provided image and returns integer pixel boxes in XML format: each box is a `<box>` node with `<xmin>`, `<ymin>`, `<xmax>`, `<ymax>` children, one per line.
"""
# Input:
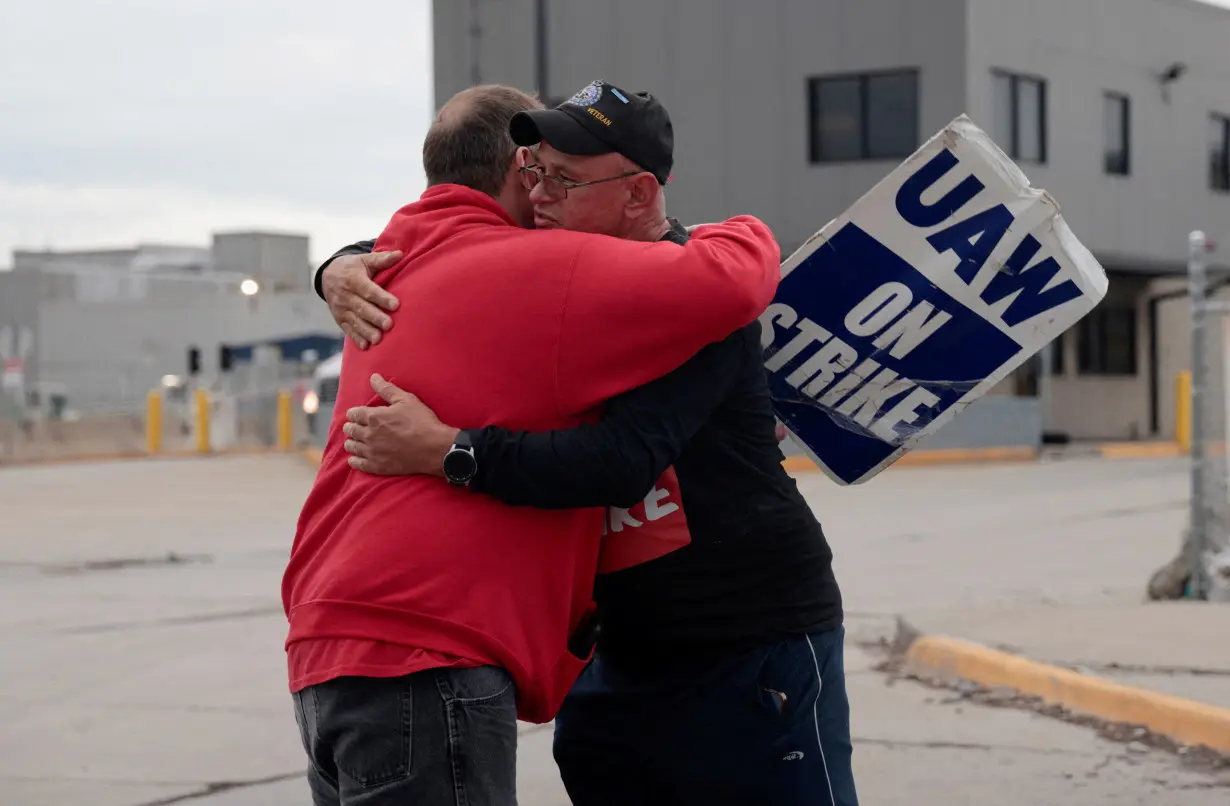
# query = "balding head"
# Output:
<box><xmin>422</xmin><ymin>85</ymin><xmax>543</xmax><ymax>197</ymax></box>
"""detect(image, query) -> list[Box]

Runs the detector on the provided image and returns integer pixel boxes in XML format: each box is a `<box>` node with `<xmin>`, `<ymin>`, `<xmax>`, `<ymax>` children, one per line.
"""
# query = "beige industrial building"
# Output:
<box><xmin>435</xmin><ymin>0</ymin><xmax>1230</xmax><ymax>444</ymax></box>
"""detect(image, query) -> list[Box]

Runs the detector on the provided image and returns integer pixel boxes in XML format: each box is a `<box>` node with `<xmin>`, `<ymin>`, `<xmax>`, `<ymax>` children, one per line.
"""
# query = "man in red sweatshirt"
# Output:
<box><xmin>281</xmin><ymin>83</ymin><xmax>781</xmax><ymax>806</ymax></box>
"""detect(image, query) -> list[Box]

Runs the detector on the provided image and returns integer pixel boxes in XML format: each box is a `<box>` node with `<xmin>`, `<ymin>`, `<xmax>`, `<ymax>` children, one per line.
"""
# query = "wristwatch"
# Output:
<box><xmin>443</xmin><ymin>430</ymin><xmax>478</xmax><ymax>487</ymax></box>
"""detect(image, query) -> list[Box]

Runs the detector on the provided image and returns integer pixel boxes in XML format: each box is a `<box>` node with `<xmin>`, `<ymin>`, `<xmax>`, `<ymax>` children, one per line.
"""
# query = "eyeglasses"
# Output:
<box><xmin>518</xmin><ymin>164</ymin><xmax>641</xmax><ymax>200</ymax></box>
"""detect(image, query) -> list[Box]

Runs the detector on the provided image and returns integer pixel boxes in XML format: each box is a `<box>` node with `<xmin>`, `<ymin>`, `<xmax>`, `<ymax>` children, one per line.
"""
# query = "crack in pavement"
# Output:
<box><xmin>0</xmin><ymin>553</ymin><xmax>214</xmax><ymax>576</ymax></box>
<box><xmin>1</xmin><ymin>775</ymin><xmax>197</xmax><ymax>787</ymax></box>
<box><xmin>1058</xmin><ymin>661</ymin><xmax>1230</xmax><ymax>678</ymax></box>
<box><xmin>131</xmin><ymin>771</ymin><xmax>306</xmax><ymax>805</ymax></box>
<box><xmin>1062</xmin><ymin>499</ymin><xmax>1188</xmax><ymax>523</ymax></box>
<box><xmin>853</xmin><ymin>735</ymin><xmax>1102</xmax><ymax>756</ymax></box>
<box><xmin>58</xmin><ymin>605</ymin><xmax>283</xmax><ymax>635</ymax></box>
<box><xmin>875</xmin><ymin>660</ymin><xmax>1230</xmax><ymax>776</ymax></box>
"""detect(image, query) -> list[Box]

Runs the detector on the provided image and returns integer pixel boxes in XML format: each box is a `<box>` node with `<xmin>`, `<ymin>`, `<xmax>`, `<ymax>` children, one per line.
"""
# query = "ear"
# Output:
<box><xmin>624</xmin><ymin>173</ymin><xmax>660</xmax><ymax>213</ymax></box>
<box><xmin>516</xmin><ymin>146</ymin><xmax>536</xmax><ymax>169</ymax></box>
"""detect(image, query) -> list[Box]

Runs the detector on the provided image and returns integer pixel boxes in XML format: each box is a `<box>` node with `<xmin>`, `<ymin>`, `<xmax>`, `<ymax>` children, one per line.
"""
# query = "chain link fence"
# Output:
<box><xmin>0</xmin><ymin>357</ymin><xmax>314</xmax><ymax>464</ymax></box>
<box><xmin>0</xmin><ymin>382</ymin><xmax>158</xmax><ymax>463</ymax></box>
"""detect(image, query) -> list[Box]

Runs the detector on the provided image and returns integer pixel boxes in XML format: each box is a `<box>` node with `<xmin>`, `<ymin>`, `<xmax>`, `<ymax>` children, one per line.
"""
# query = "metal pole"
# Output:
<box><xmin>535</xmin><ymin>0</ymin><xmax>549</xmax><ymax>102</ymax></box>
<box><xmin>468</xmin><ymin>0</ymin><xmax>482</xmax><ymax>86</ymax></box>
<box><xmin>1038</xmin><ymin>338</ymin><xmax>1053</xmax><ymax>437</ymax></box>
<box><xmin>1188</xmin><ymin>229</ymin><xmax>1209</xmax><ymax>600</ymax></box>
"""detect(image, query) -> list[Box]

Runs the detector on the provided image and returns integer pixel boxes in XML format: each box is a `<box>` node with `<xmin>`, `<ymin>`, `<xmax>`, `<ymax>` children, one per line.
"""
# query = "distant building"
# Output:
<box><xmin>435</xmin><ymin>0</ymin><xmax>1230</xmax><ymax>443</ymax></box>
<box><xmin>0</xmin><ymin>231</ymin><xmax>339</xmax><ymax>414</ymax></box>
<box><xmin>12</xmin><ymin>231</ymin><xmax>313</xmax><ymax>302</ymax></box>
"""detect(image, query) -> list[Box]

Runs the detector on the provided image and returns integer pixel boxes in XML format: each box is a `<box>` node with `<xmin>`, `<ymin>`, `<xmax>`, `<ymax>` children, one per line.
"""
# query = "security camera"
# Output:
<box><xmin>1157</xmin><ymin>62</ymin><xmax>1187</xmax><ymax>103</ymax></box>
<box><xmin>1159</xmin><ymin>62</ymin><xmax>1187</xmax><ymax>83</ymax></box>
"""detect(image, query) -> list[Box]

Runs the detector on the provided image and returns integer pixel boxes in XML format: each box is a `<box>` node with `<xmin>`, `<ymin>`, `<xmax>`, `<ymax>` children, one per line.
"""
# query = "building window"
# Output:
<box><xmin>1077</xmin><ymin>306</ymin><xmax>1137</xmax><ymax>376</ymax></box>
<box><xmin>991</xmin><ymin>70</ymin><xmax>1047</xmax><ymax>163</ymax></box>
<box><xmin>1103</xmin><ymin>92</ymin><xmax>1130</xmax><ymax>175</ymax></box>
<box><xmin>808</xmin><ymin>70</ymin><xmax>919</xmax><ymax>163</ymax></box>
<box><xmin>1211</xmin><ymin>113</ymin><xmax>1230</xmax><ymax>193</ymax></box>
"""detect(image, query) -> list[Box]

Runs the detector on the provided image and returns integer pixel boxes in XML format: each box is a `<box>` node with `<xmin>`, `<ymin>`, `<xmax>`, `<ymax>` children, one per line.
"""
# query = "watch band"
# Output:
<box><xmin>444</xmin><ymin>430</ymin><xmax>477</xmax><ymax>486</ymax></box>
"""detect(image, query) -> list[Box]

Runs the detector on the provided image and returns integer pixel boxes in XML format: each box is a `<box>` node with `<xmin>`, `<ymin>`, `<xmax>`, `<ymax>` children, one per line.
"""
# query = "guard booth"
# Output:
<box><xmin>213</xmin><ymin>333</ymin><xmax>342</xmax><ymax>450</ymax></box>
<box><xmin>306</xmin><ymin>352</ymin><xmax>342</xmax><ymax>449</ymax></box>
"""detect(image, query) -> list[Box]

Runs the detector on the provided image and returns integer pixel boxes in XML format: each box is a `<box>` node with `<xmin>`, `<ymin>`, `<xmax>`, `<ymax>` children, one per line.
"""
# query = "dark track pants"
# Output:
<box><xmin>553</xmin><ymin>626</ymin><xmax>858</xmax><ymax>806</ymax></box>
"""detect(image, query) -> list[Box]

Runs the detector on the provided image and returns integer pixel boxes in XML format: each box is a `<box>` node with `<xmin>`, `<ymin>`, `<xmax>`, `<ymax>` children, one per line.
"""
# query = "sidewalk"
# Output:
<box><xmin>898</xmin><ymin>601</ymin><xmax>1230</xmax><ymax>753</ymax></box>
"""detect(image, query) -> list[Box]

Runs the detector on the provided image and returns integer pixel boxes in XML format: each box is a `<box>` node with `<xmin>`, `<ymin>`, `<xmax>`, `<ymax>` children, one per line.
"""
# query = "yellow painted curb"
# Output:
<box><xmin>1096</xmin><ymin>442</ymin><xmax>1183</xmax><ymax>459</ymax></box>
<box><xmin>905</xmin><ymin>635</ymin><xmax>1230</xmax><ymax>754</ymax></box>
<box><xmin>781</xmin><ymin>456</ymin><xmax>817</xmax><ymax>472</ymax></box>
<box><xmin>302</xmin><ymin>447</ymin><xmax>323</xmax><ymax>466</ymax></box>
<box><xmin>781</xmin><ymin>446</ymin><xmax>1037</xmax><ymax>473</ymax></box>
<box><xmin>895</xmin><ymin>446</ymin><xmax>1037</xmax><ymax>466</ymax></box>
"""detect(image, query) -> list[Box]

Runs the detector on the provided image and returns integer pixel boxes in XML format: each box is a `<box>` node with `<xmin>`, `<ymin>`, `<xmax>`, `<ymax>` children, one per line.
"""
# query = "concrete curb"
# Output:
<box><xmin>782</xmin><ymin>446</ymin><xmax>1037</xmax><ymax>473</ymax></box>
<box><xmin>898</xmin><ymin>625</ymin><xmax>1230</xmax><ymax>754</ymax></box>
<box><xmin>1094</xmin><ymin>441</ymin><xmax>1183</xmax><ymax>459</ymax></box>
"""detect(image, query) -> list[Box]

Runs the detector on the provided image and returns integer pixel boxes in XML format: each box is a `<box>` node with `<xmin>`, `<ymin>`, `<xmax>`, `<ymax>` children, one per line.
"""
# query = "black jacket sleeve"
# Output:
<box><xmin>466</xmin><ymin>332</ymin><xmax>746</xmax><ymax>509</ymax></box>
<box><xmin>313</xmin><ymin>239</ymin><xmax>377</xmax><ymax>299</ymax></box>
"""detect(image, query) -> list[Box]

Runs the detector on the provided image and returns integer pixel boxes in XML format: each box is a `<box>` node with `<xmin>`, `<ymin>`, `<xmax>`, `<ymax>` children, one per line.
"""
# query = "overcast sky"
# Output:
<box><xmin>3</xmin><ymin>0</ymin><xmax>1230</xmax><ymax>268</ymax></box>
<box><xmin>0</xmin><ymin>0</ymin><xmax>433</xmax><ymax>266</ymax></box>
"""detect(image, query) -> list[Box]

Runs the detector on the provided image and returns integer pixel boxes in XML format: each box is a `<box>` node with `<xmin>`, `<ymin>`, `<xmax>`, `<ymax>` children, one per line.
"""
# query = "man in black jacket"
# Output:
<box><xmin>316</xmin><ymin>81</ymin><xmax>856</xmax><ymax>806</ymax></box>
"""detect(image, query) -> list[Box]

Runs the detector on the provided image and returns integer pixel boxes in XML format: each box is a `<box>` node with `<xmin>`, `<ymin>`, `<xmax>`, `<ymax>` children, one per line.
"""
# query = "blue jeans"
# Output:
<box><xmin>293</xmin><ymin>666</ymin><xmax>517</xmax><ymax>806</ymax></box>
<box><xmin>553</xmin><ymin>627</ymin><xmax>858</xmax><ymax>805</ymax></box>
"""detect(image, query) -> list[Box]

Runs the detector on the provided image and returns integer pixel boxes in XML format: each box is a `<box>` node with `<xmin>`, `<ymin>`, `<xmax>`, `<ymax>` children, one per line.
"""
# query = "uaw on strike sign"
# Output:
<box><xmin>765</xmin><ymin>115</ymin><xmax>1108</xmax><ymax>485</ymax></box>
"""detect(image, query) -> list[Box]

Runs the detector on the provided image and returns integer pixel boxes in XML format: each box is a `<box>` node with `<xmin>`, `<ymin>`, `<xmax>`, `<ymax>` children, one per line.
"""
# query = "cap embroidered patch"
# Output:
<box><xmin>567</xmin><ymin>80</ymin><xmax>603</xmax><ymax>107</ymax></box>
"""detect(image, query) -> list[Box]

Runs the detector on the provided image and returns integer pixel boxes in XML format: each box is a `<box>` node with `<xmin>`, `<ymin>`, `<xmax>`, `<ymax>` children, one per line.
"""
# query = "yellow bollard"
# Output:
<box><xmin>1177</xmin><ymin>370</ymin><xmax>1193</xmax><ymax>454</ymax></box>
<box><xmin>146</xmin><ymin>390</ymin><xmax>162</xmax><ymax>454</ymax></box>
<box><xmin>195</xmin><ymin>388</ymin><xmax>211</xmax><ymax>454</ymax></box>
<box><xmin>277</xmin><ymin>391</ymin><xmax>293</xmax><ymax>451</ymax></box>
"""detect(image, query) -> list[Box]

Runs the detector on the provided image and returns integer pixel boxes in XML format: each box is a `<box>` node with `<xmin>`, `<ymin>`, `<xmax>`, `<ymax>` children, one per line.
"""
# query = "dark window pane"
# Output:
<box><xmin>814</xmin><ymin>78</ymin><xmax>862</xmax><ymax>161</ymax></box>
<box><xmin>991</xmin><ymin>72</ymin><xmax>1014</xmax><ymax>152</ymax></box>
<box><xmin>1103</xmin><ymin>93</ymin><xmax>1129</xmax><ymax>175</ymax></box>
<box><xmin>1077</xmin><ymin>317</ymin><xmax>1096</xmax><ymax>372</ymax></box>
<box><xmin>1211</xmin><ymin>115</ymin><xmax>1230</xmax><ymax>192</ymax></box>
<box><xmin>1076</xmin><ymin>307</ymin><xmax>1136</xmax><ymax>376</ymax></box>
<box><xmin>1017</xmin><ymin>77</ymin><xmax>1045</xmax><ymax>162</ymax></box>
<box><xmin>1104</xmin><ymin>310</ymin><xmax>1136</xmax><ymax>374</ymax></box>
<box><xmin>866</xmin><ymin>72</ymin><xmax>918</xmax><ymax>158</ymax></box>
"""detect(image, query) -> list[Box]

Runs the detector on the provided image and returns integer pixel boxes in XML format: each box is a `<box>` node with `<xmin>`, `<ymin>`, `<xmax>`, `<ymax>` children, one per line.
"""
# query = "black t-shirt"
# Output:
<box><xmin>463</xmin><ymin>221</ymin><xmax>843</xmax><ymax>665</ymax></box>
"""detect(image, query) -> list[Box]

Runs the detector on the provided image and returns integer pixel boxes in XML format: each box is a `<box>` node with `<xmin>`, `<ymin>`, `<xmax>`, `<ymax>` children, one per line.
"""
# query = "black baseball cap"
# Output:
<box><xmin>510</xmin><ymin>79</ymin><xmax>674</xmax><ymax>184</ymax></box>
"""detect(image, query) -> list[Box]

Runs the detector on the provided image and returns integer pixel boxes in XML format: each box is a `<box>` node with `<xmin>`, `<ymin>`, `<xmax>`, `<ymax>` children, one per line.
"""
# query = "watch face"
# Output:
<box><xmin>443</xmin><ymin>449</ymin><xmax>477</xmax><ymax>483</ymax></box>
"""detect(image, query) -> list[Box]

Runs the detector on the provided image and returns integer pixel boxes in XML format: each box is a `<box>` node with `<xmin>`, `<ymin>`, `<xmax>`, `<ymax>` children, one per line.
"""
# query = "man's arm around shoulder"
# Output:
<box><xmin>556</xmin><ymin>214</ymin><xmax>780</xmax><ymax>415</ymax></box>
<box><xmin>314</xmin><ymin>240</ymin><xmax>404</xmax><ymax>349</ymax></box>
<box><xmin>313</xmin><ymin>239</ymin><xmax>376</xmax><ymax>299</ymax></box>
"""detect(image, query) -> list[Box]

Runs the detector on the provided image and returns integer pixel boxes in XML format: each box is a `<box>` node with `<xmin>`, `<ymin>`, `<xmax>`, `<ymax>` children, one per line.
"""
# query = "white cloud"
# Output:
<box><xmin>0</xmin><ymin>0</ymin><xmax>433</xmax><ymax>265</ymax></box>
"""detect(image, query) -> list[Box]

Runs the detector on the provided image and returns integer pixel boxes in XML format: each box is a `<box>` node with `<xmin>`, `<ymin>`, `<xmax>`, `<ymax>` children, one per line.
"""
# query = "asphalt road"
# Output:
<box><xmin>2</xmin><ymin>453</ymin><xmax>1225</xmax><ymax>804</ymax></box>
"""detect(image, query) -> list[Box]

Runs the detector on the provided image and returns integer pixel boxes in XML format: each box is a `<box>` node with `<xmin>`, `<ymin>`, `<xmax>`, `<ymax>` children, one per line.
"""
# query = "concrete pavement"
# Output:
<box><xmin>3</xmin><ymin>453</ymin><xmax>1229</xmax><ymax>804</ymax></box>
<box><xmin>188</xmin><ymin>643</ymin><xmax>1230</xmax><ymax>806</ymax></box>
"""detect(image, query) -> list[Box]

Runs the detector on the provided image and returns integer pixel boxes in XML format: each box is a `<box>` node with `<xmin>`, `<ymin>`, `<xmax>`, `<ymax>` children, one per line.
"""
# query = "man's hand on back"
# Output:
<box><xmin>322</xmin><ymin>251</ymin><xmax>403</xmax><ymax>349</ymax></box>
<box><xmin>343</xmin><ymin>374</ymin><xmax>460</xmax><ymax>476</ymax></box>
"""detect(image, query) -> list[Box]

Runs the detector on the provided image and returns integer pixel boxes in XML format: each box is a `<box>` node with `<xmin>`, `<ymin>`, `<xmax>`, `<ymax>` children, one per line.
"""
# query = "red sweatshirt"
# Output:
<box><xmin>281</xmin><ymin>185</ymin><xmax>780</xmax><ymax>723</ymax></box>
